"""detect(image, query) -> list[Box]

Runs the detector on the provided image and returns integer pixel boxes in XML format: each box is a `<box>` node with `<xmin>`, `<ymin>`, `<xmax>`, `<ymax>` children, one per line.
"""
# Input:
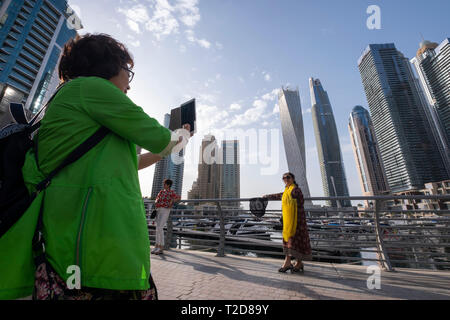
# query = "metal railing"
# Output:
<box><xmin>145</xmin><ymin>195</ymin><xmax>450</xmax><ymax>272</ymax></box>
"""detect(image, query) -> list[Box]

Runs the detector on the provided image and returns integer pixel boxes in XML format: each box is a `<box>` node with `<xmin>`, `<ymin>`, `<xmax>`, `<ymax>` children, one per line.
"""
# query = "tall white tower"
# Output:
<box><xmin>278</xmin><ymin>87</ymin><xmax>311</xmax><ymax>205</ymax></box>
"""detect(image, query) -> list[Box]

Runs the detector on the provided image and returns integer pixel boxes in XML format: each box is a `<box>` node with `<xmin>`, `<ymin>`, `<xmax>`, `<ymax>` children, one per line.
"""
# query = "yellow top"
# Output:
<box><xmin>282</xmin><ymin>184</ymin><xmax>297</xmax><ymax>242</ymax></box>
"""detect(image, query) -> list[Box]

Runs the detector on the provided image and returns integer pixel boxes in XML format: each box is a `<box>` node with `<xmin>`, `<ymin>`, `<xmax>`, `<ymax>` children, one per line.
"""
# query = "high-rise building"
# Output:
<box><xmin>348</xmin><ymin>106</ymin><xmax>389</xmax><ymax>202</ymax></box>
<box><xmin>358</xmin><ymin>43</ymin><xmax>449</xmax><ymax>193</ymax></box>
<box><xmin>188</xmin><ymin>135</ymin><xmax>221</xmax><ymax>201</ymax></box>
<box><xmin>220</xmin><ymin>140</ymin><xmax>240</xmax><ymax>206</ymax></box>
<box><xmin>309</xmin><ymin>78</ymin><xmax>351</xmax><ymax>207</ymax></box>
<box><xmin>278</xmin><ymin>87</ymin><xmax>311</xmax><ymax>204</ymax></box>
<box><xmin>410</xmin><ymin>39</ymin><xmax>450</xmax><ymax>175</ymax></box>
<box><xmin>151</xmin><ymin>114</ymin><xmax>171</xmax><ymax>199</ymax></box>
<box><xmin>151</xmin><ymin>113</ymin><xmax>185</xmax><ymax>198</ymax></box>
<box><xmin>166</xmin><ymin>148</ymin><xmax>185</xmax><ymax>197</ymax></box>
<box><xmin>0</xmin><ymin>0</ymin><xmax>81</xmax><ymax>128</ymax></box>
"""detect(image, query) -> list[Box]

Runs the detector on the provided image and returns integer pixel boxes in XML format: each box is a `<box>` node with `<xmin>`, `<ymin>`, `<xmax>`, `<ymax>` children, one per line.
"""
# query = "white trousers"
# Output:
<box><xmin>155</xmin><ymin>207</ymin><xmax>171</xmax><ymax>247</ymax></box>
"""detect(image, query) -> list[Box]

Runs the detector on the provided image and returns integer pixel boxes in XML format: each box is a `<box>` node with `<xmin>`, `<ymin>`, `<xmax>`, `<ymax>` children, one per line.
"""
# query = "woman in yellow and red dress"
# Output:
<box><xmin>264</xmin><ymin>172</ymin><xmax>312</xmax><ymax>273</ymax></box>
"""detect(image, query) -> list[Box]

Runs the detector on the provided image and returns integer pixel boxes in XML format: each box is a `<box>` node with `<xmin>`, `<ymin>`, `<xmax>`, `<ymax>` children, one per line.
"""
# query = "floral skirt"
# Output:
<box><xmin>33</xmin><ymin>259</ymin><xmax>158</xmax><ymax>300</ymax></box>
<box><xmin>283</xmin><ymin>208</ymin><xmax>312</xmax><ymax>261</ymax></box>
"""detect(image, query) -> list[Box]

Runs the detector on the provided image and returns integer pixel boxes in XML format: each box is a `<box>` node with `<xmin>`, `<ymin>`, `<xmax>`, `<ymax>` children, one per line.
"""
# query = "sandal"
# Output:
<box><xmin>152</xmin><ymin>248</ymin><xmax>162</xmax><ymax>255</ymax></box>
<box><xmin>291</xmin><ymin>263</ymin><xmax>304</xmax><ymax>274</ymax></box>
<box><xmin>278</xmin><ymin>264</ymin><xmax>293</xmax><ymax>273</ymax></box>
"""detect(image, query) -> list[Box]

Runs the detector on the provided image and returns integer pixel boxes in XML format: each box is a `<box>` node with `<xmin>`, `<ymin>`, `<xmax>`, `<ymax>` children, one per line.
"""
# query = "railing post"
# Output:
<box><xmin>216</xmin><ymin>201</ymin><xmax>225</xmax><ymax>257</ymax></box>
<box><xmin>374</xmin><ymin>199</ymin><xmax>394</xmax><ymax>271</ymax></box>
<box><xmin>165</xmin><ymin>210</ymin><xmax>173</xmax><ymax>250</ymax></box>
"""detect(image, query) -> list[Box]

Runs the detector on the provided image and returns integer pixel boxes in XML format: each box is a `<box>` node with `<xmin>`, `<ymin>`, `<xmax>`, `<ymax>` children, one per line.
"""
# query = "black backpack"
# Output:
<box><xmin>0</xmin><ymin>85</ymin><xmax>109</xmax><ymax>239</ymax></box>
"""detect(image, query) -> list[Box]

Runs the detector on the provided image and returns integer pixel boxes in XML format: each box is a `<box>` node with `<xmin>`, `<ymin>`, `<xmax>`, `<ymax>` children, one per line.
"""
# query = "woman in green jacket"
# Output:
<box><xmin>0</xmin><ymin>34</ymin><xmax>189</xmax><ymax>300</ymax></box>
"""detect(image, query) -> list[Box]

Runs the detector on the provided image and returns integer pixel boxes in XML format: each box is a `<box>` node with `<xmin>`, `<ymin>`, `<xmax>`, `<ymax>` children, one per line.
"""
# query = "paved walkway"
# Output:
<box><xmin>150</xmin><ymin>248</ymin><xmax>450</xmax><ymax>300</ymax></box>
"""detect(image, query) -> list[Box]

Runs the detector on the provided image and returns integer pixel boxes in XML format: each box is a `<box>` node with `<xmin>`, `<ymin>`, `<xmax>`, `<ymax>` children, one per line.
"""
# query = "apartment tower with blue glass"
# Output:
<box><xmin>309</xmin><ymin>78</ymin><xmax>351</xmax><ymax>207</ymax></box>
<box><xmin>151</xmin><ymin>113</ymin><xmax>185</xmax><ymax>198</ymax></box>
<box><xmin>358</xmin><ymin>43</ymin><xmax>449</xmax><ymax>193</ymax></box>
<box><xmin>0</xmin><ymin>0</ymin><xmax>81</xmax><ymax>127</ymax></box>
<box><xmin>410</xmin><ymin>39</ymin><xmax>450</xmax><ymax>176</ymax></box>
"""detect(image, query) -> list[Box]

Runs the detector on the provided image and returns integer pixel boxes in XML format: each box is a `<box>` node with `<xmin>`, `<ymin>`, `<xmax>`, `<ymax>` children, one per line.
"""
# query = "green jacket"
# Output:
<box><xmin>0</xmin><ymin>77</ymin><xmax>173</xmax><ymax>299</ymax></box>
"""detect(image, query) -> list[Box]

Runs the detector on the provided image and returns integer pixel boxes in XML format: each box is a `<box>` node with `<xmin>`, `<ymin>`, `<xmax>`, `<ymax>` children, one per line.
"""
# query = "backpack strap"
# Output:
<box><xmin>9</xmin><ymin>103</ymin><xmax>28</xmax><ymax>125</ymax></box>
<box><xmin>32</xmin><ymin>126</ymin><xmax>110</xmax><ymax>264</ymax></box>
<box><xmin>35</xmin><ymin>126</ymin><xmax>110</xmax><ymax>192</ymax></box>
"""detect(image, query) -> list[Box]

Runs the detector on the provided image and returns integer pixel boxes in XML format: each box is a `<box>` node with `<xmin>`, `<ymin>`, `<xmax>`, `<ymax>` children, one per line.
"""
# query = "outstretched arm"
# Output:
<box><xmin>138</xmin><ymin>153</ymin><xmax>162</xmax><ymax>170</ymax></box>
<box><xmin>263</xmin><ymin>192</ymin><xmax>283</xmax><ymax>201</ymax></box>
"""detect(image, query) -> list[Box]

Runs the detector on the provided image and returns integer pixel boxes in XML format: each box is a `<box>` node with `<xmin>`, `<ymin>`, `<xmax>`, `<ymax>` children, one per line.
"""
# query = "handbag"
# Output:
<box><xmin>150</xmin><ymin>209</ymin><xmax>157</xmax><ymax>219</ymax></box>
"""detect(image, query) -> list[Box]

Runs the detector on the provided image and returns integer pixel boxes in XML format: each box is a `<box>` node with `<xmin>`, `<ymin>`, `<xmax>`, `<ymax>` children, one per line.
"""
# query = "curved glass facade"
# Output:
<box><xmin>411</xmin><ymin>39</ymin><xmax>450</xmax><ymax>176</ymax></box>
<box><xmin>309</xmin><ymin>78</ymin><xmax>351</xmax><ymax>207</ymax></box>
<box><xmin>278</xmin><ymin>87</ymin><xmax>311</xmax><ymax>202</ymax></box>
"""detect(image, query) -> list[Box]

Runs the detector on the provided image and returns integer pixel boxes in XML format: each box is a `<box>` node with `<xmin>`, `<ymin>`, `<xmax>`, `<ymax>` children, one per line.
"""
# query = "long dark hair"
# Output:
<box><xmin>283</xmin><ymin>172</ymin><xmax>299</xmax><ymax>188</ymax></box>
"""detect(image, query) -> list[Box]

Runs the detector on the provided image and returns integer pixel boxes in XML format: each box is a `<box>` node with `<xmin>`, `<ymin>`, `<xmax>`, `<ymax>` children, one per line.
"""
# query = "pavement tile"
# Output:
<box><xmin>150</xmin><ymin>249</ymin><xmax>450</xmax><ymax>300</ymax></box>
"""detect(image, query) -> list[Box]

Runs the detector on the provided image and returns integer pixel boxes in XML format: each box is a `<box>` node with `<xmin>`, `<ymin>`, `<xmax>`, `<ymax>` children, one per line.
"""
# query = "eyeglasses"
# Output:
<box><xmin>282</xmin><ymin>176</ymin><xmax>292</xmax><ymax>181</ymax></box>
<box><xmin>122</xmin><ymin>66</ymin><xmax>135</xmax><ymax>83</ymax></box>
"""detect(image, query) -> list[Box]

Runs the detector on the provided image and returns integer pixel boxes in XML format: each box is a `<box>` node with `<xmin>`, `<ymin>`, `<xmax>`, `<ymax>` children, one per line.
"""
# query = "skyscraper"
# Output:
<box><xmin>151</xmin><ymin>114</ymin><xmax>171</xmax><ymax>199</ymax></box>
<box><xmin>188</xmin><ymin>135</ymin><xmax>221</xmax><ymax>201</ymax></box>
<box><xmin>151</xmin><ymin>113</ymin><xmax>185</xmax><ymax>198</ymax></box>
<box><xmin>358</xmin><ymin>43</ymin><xmax>448</xmax><ymax>193</ymax></box>
<box><xmin>309</xmin><ymin>78</ymin><xmax>351</xmax><ymax>207</ymax></box>
<box><xmin>278</xmin><ymin>87</ymin><xmax>311</xmax><ymax>203</ymax></box>
<box><xmin>166</xmin><ymin>148</ymin><xmax>185</xmax><ymax>197</ymax></box>
<box><xmin>410</xmin><ymin>39</ymin><xmax>450</xmax><ymax>175</ymax></box>
<box><xmin>348</xmin><ymin>106</ymin><xmax>389</xmax><ymax>201</ymax></box>
<box><xmin>220</xmin><ymin>140</ymin><xmax>240</xmax><ymax>206</ymax></box>
<box><xmin>0</xmin><ymin>0</ymin><xmax>81</xmax><ymax>128</ymax></box>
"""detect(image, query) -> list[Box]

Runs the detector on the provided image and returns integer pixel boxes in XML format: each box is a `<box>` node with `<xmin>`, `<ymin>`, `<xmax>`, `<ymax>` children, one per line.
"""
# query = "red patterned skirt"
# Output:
<box><xmin>283</xmin><ymin>206</ymin><xmax>312</xmax><ymax>261</ymax></box>
<box><xmin>33</xmin><ymin>259</ymin><xmax>158</xmax><ymax>300</ymax></box>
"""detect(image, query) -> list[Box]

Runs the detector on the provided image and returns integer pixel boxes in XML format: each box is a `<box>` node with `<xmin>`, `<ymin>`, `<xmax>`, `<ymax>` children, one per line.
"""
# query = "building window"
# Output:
<box><xmin>0</xmin><ymin>13</ymin><xmax>8</xmax><ymax>27</ymax></box>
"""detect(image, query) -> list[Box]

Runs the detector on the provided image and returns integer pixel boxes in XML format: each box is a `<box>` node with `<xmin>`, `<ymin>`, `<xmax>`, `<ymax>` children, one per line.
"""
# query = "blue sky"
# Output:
<box><xmin>68</xmin><ymin>0</ymin><xmax>450</xmax><ymax>204</ymax></box>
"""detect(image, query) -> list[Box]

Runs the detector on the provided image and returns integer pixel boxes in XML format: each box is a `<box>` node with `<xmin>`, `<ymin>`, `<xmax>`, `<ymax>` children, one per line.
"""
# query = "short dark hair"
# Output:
<box><xmin>58</xmin><ymin>33</ymin><xmax>134</xmax><ymax>82</ymax></box>
<box><xmin>163</xmin><ymin>179</ymin><xmax>173</xmax><ymax>188</ymax></box>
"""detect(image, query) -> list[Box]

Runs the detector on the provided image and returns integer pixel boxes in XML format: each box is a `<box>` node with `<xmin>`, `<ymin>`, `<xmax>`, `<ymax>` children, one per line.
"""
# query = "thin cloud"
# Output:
<box><xmin>117</xmin><ymin>0</ymin><xmax>212</xmax><ymax>49</ymax></box>
<box><xmin>186</xmin><ymin>29</ymin><xmax>211</xmax><ymax>49</ymax></box>
<box><xmin>262</xmin><ymin>71</ymin><xmax>271</xmax><ymax>82</ymax></box>
<box><xmin>230</xmin><ymin>103</ymin><xmax>242</xmax><ymax>111</ymax></box>
<box><xmin>262</xmin><ymin>88</ymin><xmax>280</xmax><ymax>101</ymax></box>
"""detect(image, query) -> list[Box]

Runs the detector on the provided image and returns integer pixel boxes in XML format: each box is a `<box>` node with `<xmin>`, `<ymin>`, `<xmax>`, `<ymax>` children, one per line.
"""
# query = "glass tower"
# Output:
<box><xmin>358</xmin><ymin>43</ymin><xmax>449</xmax><ymax>193</ymax></box>
<box><xmin>349</xmin><ymin>106</ymin><xmax>389</xmax><ymax>200</ymax></box>
<box><xmin>309</xmin><ymin>78</ymin><xmax>351</xmax><ymax>207</ymax></box>
<box><xmin>0</xmin><ymin>0</ymin><xmax>81</xmax><ymax>127</ymax></box>
<box><xmin>278</xmin><ymin>87</ymin><xmax>311</xmax><ymax>204</ymax></box>
<box><xmin>220</xmin><ymin>140</ymin><xmax>240</xmax><ymax>207</ymax></box>
<box><xmin>151</xmin><ymin>113</ymin><xmax>185</xmax><ymax>198</ymax></box>
<box><xmin>410</xmin><ymin>39</ymin><xmax>450</xmax><ymax>176</ymax></box>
